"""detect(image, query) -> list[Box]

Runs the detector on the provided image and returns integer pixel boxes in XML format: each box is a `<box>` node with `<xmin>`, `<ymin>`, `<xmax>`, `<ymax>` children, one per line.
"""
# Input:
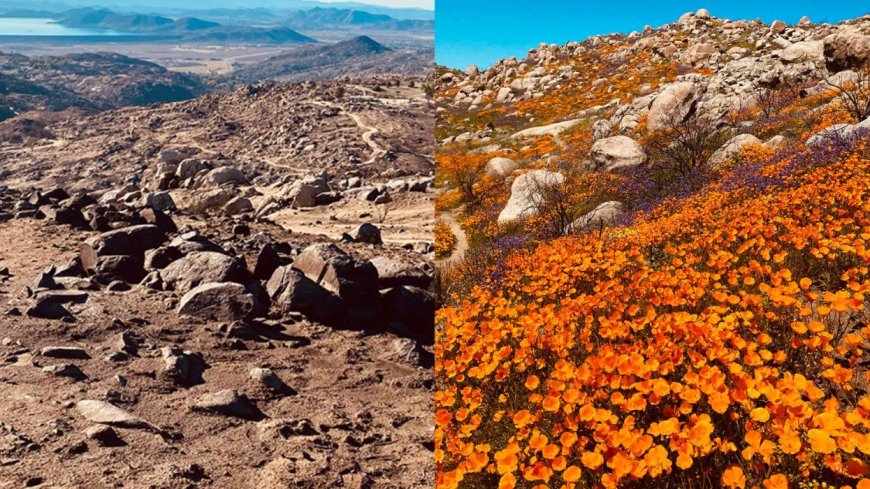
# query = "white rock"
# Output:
<box><xmin>497</xmin><ymin>170</ymin><xmax>564</xmax><ymax>223</ymax></box>
<box><xmin>590</xmin><ymin>136</ymin><xmax>647</xmax><ymax>171</ymax></box>
<box><xmin>484</xmin><ymin>157</ymin><xmax>518</xmax><ymax>178</ymax></box>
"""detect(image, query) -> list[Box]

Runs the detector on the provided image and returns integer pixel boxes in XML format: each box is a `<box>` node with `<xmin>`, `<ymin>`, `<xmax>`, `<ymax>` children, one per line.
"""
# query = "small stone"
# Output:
<box><xmin>40</xmin><ymin>346</ymin><xmax>89</xmax><ymax>360</ymax></box>
<box><xmin>193</xmin><ymin>390</ymin><xmax>263</xmax><ymax>420</ymax></box>
<box><xmin>42</xmin><ymin>364</ymin><xmax>86</xmax><ymax>381</ymax></box>
<box><xmin>85</xmin><ymin>425</ymin><xmax>125</xmax><ymax>447</ymax></box>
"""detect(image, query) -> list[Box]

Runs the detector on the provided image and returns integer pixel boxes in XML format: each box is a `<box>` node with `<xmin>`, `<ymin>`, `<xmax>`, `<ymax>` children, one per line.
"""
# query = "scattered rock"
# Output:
<box><xmin>193</xmin><ymin>390</ymin><xmax>263</xmax><ymax>420</ymax></box>
<box><xmin>177</xmin><ymin>282</ymin><xmax>254</xmax><ymax>321</ymax></box>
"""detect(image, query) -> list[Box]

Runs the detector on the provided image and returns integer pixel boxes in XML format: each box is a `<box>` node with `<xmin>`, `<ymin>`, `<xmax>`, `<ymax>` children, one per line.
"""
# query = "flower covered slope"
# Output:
<box><xmin>435</xmin><ymin>9</ymin><xmax>870</xmax><ymax>489</ymax></box>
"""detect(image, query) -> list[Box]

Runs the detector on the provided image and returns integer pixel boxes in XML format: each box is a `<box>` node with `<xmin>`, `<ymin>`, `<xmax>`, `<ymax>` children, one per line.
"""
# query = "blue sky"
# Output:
<box><xmin>436</xmin><ymin>1</ymin><xmax>870</xmax><ymax>69</ymax></box>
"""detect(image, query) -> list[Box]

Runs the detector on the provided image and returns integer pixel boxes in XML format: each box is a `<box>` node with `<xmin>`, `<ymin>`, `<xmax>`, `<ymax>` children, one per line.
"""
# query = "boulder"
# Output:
<box><xmin>511</xmin><ymin>119</ymin><xmax>581</xmax><ymax>139</ymax></box>
<box><xmin>369</xmin><ymin>257</ymin><xmax>432</xmax><ymax>289</ymax></box>
<box><xmin>185</xmin><ymin>188</ymin><xmax>235</xmax><ymax>214</ymax></box>
<box><xmin>80</xmin><ymin>225</ymin><xmax>166</xmax><ymax>270</ymax></box>
<box><xmin>253</xmin><ymin>244</ymin><xmax>281</xmax><ymax>281</ymax></box>
<box><xmin>143</xmin><ymin>191</ymin><xmax>176</xmax><ymax>212</ymax></box>
<box><xmin>161</xmin><ymin>252</ymin><xmax>248</xmax><ymax>292</ymax></box>
<box><xmin>591</xmin><ymin>136</ymin><xmax>646</xmax><ymax>171</ymax></box>
<box><xmin>139</xmin><ymin>208</ymin><xmax>177</xmax><ymax>234</ymax></box>
<box><xmin>250</xmin><ymin>367</ymin><xmax>292</xmax><ymax>394</ymax></box>
<box><xmin>805</xmin><ymin>119</ymin><xmax>870</xmax><ymax>145</ymax></box>
<box><xmin>267</xmin><ymin>266</ymin><xmax>346</xmax><ymax>325</ymax></box>
<box><xmin>681</xmin><ymin>43</ymin><xmax>717</xmax><ymax>66</ymax></box>
<box><xmin>285</xmin><ymin>177</ymin><xmax>330</xmax><ymax>208</ymax></box>
<box><xmin>291</xmin><ymin>244</ymin><xmax>379</xmax><ymax>306</ymax></box>
<box><xmin>223</xmin><ymin>196</ymin><xmax>253</xmax><ymax>215</ymax></box>
<box><xmin>43</xmin><ymin>364</ymin><xmax>86</xmax><ymax>381</ymax></box>
<box><xmin>144</xmin><ymin>246</ymin><xmax>181</xmax><ymax>270</ymax></box>
<box><xmin>497</xmin><ymin>170</ymin><xmax>564</xmax><ymax>223</ymax></box>
<box><xmin>565</xmin><ymin>201</ymin><xmax>625</xmax><ymax>233</ymax></box>
<box><xmin>159</xmin><ymin>346</ymin><xmax>204</xmax><ymax>385</ymax></box>
<box><xmin>591</xmin><ymin>119</ymin><xmax>612</xmax><ymax>141</ymax></box>
<box><xmin>708</xmin><ymin>134</ymin><xmax>763</xmax><ymax>168</ymax></box>
<box><xmin>780</xmin><ymin>40</ymin><xmax>824</xmax><ymax>64</ymax></box>
<box><xmin>176</xmin><ymin>159</ymin><xmax>206</xmax><ymax>180</ymax></box>
<box><xmin>770</xmin><ymin>20</ymin><xmax>787</xmax><ymax>35</ymax></box>
<box><xmin>95</xmin><ymin>255</ymin><xmax>146</xmax><ymax>283</ymax></box>
<box><xmin>382</xmin><ymin>286</ymin><xmax>435</xmax><ymax>345</ymax></box>
<box><xmin>159</xmin><ymin>150</ymin><xmax>186</xmax><ymax>165</ymax></box>
<box><xmin>203</xmin><ymin>166</ymin><xmax>247</xmax><ymax>187</ymax></box>
<box><xmin>350</xmin><ymin>223</ymin><xmax>382</xmax><ymax>245</ymax></box>
<box><xmin>647</xmin><ymin>81</ymin><xmax>703</xmax><ymax>131</ymax></box>
<box><xmin>177</xmin><ymin>282</ymin><xmax>254</xmax><ymax>321</ymax></box>
<box><xmin>823</xmin><ymin>27</ymin><xmax>870</xmax><ymax>72</ymax></box>
<box><xmin>484</xmin><ymin>157</ymin><xmax>518</xmax><ymax>178</ymax></box>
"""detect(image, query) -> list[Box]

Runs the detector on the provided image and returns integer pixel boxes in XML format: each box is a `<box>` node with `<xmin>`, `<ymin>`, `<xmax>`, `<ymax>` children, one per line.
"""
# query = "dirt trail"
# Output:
<box><xmin>437</xmin><ymin>209</ymin><xmax>468</xmax><ymax>266</ymax></box>
<box><xmin>311</xmin><ymin>99</ymin><xmax>386</xmax><ymax>165</ymax></box>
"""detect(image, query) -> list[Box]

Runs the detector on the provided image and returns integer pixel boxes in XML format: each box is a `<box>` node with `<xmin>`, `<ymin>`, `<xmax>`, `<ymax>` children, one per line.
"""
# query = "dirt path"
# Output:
<box><xmin>437</xmin><ymin>209</ymin><xmax>468</xmax><ymax>266</ymax></box>
<box><xmin>311</xmin><ymin>99</ymin><xmax>386</xmax><ymax>165</ymax></box>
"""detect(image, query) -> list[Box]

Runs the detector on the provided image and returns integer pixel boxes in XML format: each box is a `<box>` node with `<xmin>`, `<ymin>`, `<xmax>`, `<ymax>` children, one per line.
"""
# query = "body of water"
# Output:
<box><xmin>0</xmin><ymin>18</ymin><xmax>129</xmax><ymax>37</ymax></box>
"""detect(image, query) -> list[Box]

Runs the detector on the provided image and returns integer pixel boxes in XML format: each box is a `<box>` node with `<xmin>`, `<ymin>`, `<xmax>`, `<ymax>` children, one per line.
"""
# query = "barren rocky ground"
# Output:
<box><xmin>0</xmin><ymin>76</ymin><xmax>434</xmax><ymax>488</ymax></box>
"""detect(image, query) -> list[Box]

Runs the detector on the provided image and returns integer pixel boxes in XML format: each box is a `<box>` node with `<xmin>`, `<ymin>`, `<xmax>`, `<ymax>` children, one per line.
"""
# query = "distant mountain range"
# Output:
<box><xmin>51</xmin><ymin>8</ymin><xmax>318</xmax><ymax>44</ymax></box>
<box><xmin>285</xmin><ymin>7</ymin><xmax>433</xmax><ymax>31</ymax></box>
<box><xmin>0</xmin><ymin>1</ymin><xmax>434</xmax><ymax>21</ymax></box>
<box><xmin>225</xmin><ymin>35</ymin><xmax>432</xmax><ymax>84</ymax></box>
<box><xmin>0</xmin><ymin>51</ymin><xmax>205</xmax><ymax>121</ymax></box>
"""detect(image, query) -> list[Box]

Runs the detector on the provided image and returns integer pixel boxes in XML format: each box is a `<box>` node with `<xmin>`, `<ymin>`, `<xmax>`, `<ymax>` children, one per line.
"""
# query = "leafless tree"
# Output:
<box><xmin>525</xmin><ymin>174</ymin><xmax>578</xmax><ymax>239</ymax></box>
<box><xmin>645</xmin><ymin>109</ymin><xmax>728</xmax><ymax>174</ymax></box>
<box><xmin>753</xmin><ymin>80</ymin><xmax>802</xmax><ymax>119</ymax></box>
<box><xmin>825</xmin><ymin>65</ymin><xmax>870</xmax><ymax>123</ymax></box>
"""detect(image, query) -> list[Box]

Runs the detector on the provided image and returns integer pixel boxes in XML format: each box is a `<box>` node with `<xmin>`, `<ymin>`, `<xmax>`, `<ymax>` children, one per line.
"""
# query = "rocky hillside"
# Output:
<box><xmin>0</xmin><ymin>76</ymin><xmax>435</xmax><ymax>487</ymax></box>
<box><xmin>435</xmin><ymin>10</ymin><xmax>870</xmax><ymax>489</ymax></box>
<box><xmin>224</xmin><ymin>36</ymin><xmax>433</xmax><ymax>85</ymax></box>
<box><xmin>0</xmin><ymin>51</ymin><xmax>206</xmax><ymax>122</ymax></box>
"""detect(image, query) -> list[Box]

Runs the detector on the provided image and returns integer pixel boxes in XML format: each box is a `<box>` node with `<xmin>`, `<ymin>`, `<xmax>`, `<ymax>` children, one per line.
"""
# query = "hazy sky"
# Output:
<box><xmin>320</xmin><ymin>0</ymin><xmax>434</xmax><ymax>9</ymax></box>
<box><xmin>437</xmin><ymin>0</ymin><xmax>870</xmax><ymax>68</ymax></box>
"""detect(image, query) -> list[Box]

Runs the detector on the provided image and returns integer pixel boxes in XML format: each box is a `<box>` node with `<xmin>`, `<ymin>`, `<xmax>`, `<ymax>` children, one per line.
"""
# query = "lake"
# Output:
<box><xmin>0</xmin><ymin>18</ymin><xmax>130</xmax><ymax>36</ymax></box>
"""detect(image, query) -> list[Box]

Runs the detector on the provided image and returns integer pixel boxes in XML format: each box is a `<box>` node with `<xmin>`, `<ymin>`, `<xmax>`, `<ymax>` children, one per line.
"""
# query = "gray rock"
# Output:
<box><xmin>177</xmin><ymin>282</ymin><xmax>254</xmax><ymax>321</ymax></box>
<box><xmin>497</xmin><ymin>170</ymin><xmax>564</xmax><ymax>223</ymax></box>
<box><xmin>267</xmin><ymin>266</ymin><xmax>346</xmax><ymax>325</ymax></box>
<box><xmin>369</xmin><ymin>257</ymin><xmax>432</xmax><ymax>289</ymax></box>
<box><xmin>42</xmin><ymin>364</ymin><xmax>86</xmax><ymax>380</ymax></box>
<box><xmin>176</xmin><ymin>159</ymin><xmax>206</xmax><ymax>180</ymax></box>
<box><xmin>590</xmin><ymin>136</ymin><xmax>647</xmax><ymax>171</ymax></box>
<box><xmin>84</xmin><ymin>425</ymin><xmax>124</xmax><ymax>446</ymax></box>
<box><xmin>80</xmin><ymin>225</ymin><xmax>166</xmax><ymax>270</ymax></box>
<box><xmin>223</xmin><ymin>196</ymin><xmax>253</xmax><ymax>215</ymax></box>
<box><xmin>143</xmin><ymin>191</ymin><xmax>176</xmax><ymax>212</ymax></box>
<box><xmin>40</xmin><ymin>346</ymin><xmax>89</xmax><ymax>359</ymax></box>
<box><xmin>161</xmin><ymin>252</ymin><xmax>248</xmax><ymax>292</ymax></box>
<box><xmin>292</xmin><ymin>244</ymin><xmax>379</xmax><ymax>306</ymax></box>
<box><xmin>484</xmin><ymin>157</ymin><xmax>518</xmax><ymax>179</ymax></box>
<box><xmin>708</xmin><ymin>134</ymin><xmax>763</xmax><ymax>168</ymax></box>
<box><xmin>204</xmin><ymin>166</ymin><xmax>247</xmax><ymax>187</ymax></box>
<box><xmin>75</xmin><ymin>400</ymin><xmax>150</xmax><ymax>429</ymax></box>
<box><xmin>647</xmin><ymin>81</ymin><xmax>703</xmax><ymax>131</ymax></box>
<box><xmin>382</xmin><ymin>286</ymin><xmax>435</xmax><ymax>344</ymax></box>
<box><xmin>350</xmin><ymin>223</ymin><xmax>382</xmax><ymax>245</ymax></box>
<box><xmin>194</xmin><ymin>390</ymin><xmax>263</xmax><ymax>420</ymax></box>
<box><xmin>565</xmin><ymin>201</ymin><xmax>625</xmax><ymax>233</ymax></box>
